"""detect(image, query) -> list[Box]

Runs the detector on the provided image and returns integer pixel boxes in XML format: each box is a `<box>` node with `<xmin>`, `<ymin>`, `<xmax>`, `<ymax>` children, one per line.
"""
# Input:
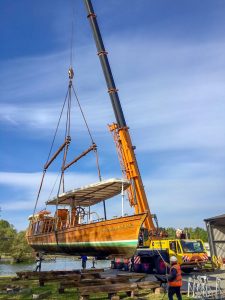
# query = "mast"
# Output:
<box><xmin>83</xmin><ymin>0</ymin><xmax>156</xmax><ymax>232</ymax></box>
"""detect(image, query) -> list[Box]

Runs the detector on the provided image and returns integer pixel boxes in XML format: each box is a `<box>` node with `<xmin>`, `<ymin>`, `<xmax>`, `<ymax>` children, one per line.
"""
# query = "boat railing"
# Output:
<box><xmin>43</xmin><ymin>218</ymin><xmax>54</xmax><ymax>233</ymax></box>
<box><xmin>57</xmin><ymin>218</ymin><xmax>70</xmax><ymax>230</ymax></box>
<box><xmin>28</xmin><ymin>216</ymin><xmax>54</xmax><ymax>235</ymax></box>
<box><xmin>28</xmin><ymin>210</ymin><xmax>116</xmax><ymax>235</ymax></box>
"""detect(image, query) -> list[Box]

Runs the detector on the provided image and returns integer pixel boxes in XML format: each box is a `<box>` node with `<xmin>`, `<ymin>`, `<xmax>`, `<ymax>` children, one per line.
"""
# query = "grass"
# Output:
<box><xmin>0</xmin><ymin>276</ymin><xmax>192</xmax><ymax>300</ymax></box>
<box><xmin>0</xmin><ymin>277</ymin><xmax>76</xmax><ymax>300</ymax></box>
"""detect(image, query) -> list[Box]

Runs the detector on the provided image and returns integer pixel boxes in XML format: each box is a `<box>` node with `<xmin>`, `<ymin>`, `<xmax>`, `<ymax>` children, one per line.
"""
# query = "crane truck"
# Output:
<box><xmin>84</xmin><ymin>0</ymin><xmax>208</xmax><ymax>274</ymax></box>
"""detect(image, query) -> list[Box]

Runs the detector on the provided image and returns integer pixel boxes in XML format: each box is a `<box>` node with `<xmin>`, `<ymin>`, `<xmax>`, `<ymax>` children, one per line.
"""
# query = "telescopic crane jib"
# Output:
<box><xmin>83</xmin><ymin>0</ymin><xmax>156</xmax><ymax>232</ymax></box>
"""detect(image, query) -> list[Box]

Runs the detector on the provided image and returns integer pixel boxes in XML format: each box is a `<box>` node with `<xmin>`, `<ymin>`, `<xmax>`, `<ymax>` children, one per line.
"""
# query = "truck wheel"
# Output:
<box><xmin>155</xmin><ymin>256</ymin><xmax>166</xmax><ymax>274</ymax></box>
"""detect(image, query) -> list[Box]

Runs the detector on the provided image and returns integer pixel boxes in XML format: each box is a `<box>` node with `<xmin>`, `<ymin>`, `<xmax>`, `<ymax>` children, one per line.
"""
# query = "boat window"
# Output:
<box><xmin>180</xmin><ymin>240</ymin><xmax>204</xmax><ymax>253</ymax></box>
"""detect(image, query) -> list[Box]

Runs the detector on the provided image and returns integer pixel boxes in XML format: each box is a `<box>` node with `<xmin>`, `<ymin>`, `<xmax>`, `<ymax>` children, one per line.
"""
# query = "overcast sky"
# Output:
<box><xmin>0</xmin><ymin>0</ymin><xmax>224</xmax><ymax>231</ymax></box>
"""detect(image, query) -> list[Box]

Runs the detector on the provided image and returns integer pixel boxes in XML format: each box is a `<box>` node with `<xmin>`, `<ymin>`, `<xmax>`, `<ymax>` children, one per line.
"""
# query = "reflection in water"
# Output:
<box><xmin>0</xmin><ymin>258</ymin><xmax>110</xmax><ymax>275</ymax></box>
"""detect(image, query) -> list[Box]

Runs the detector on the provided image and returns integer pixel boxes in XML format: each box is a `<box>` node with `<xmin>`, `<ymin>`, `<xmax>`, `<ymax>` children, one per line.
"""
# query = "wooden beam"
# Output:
<box><xmin>63</xmin><ymin>144</ymin><xmax>96</xmax><ymax>171</ymax></box>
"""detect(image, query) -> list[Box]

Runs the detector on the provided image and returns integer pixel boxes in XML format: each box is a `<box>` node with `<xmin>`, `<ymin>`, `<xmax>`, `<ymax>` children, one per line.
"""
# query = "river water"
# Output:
<box><xmin>0</xmin><ymin>258</ymin><xmax>111</xmax><ymax>276</ymax></box>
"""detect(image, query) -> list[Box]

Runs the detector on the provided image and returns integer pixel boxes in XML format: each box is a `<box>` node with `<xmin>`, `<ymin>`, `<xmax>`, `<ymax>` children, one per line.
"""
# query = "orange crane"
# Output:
<box><xmin>84</xmin><ymin>1</ymin><xmax>209</xmax><ymax>274</ymax></box>
<box><xmin>84</xmin><ymin>0</ymin><xmax>156</xmax><ymax>233</ymax></box>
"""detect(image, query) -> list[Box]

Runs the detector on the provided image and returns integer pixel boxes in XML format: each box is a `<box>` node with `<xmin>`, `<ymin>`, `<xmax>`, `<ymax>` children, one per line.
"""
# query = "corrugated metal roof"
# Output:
<box><xmin>204</xmin><ymin>214</ymin><xmax>225</xmax><ymax>226</ymax></box>
<box><xmin>46</xmin><ymin>178</ymin><xmax>130</xmax><ymax>207</ymax></box>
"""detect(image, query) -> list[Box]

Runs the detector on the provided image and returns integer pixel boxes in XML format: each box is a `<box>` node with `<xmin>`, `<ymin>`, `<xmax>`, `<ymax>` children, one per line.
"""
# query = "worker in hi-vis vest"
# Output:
<box><xmin>167</xmin><ymin>256</ymin><xmax>182</xmax><ymax>300</ymax></box>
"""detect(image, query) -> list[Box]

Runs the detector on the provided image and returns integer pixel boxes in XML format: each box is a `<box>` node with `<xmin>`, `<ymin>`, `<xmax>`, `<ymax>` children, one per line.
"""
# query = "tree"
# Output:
<box><xmin>184</xmin><ymin>227</ymin><xmax>208</xmax><ymax>242</ymax></box>
<box><xmin>164</xmin><ymin>226</ymin><xmax>208</xmax><ymax>242</ymax></box>
<box><xmin>0</xmin><ymin>219</ymin><xmax>34</xmax><ymax>262</ymax></box>
<box><xmin>11</xmin><ymin>231</ymin><xmax>34</xmax><ymax>262</ymax></box>
<box><xmin>165</xmin><ymin>227</ymin><xmax>176</xmax><ymax>239</ymax></box>
<box><xmin>0</xmin><ymin>219</ymin><xmax>16</xmax><ymax>255</ymax></box>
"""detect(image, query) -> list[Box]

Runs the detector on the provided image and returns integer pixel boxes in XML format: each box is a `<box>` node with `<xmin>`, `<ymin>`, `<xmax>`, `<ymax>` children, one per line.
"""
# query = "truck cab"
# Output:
<box><xmin>149</xmin><ymin>238</ymin><xmax>208</xmax><ymax>273</ymax></box>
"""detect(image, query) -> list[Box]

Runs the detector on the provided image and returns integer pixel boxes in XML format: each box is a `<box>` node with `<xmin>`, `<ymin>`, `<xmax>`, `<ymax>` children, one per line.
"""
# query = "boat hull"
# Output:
<box><xmin>26</xmin><ymin>213</ymin><xmax>147</xmax><ymax>257</ymax></box>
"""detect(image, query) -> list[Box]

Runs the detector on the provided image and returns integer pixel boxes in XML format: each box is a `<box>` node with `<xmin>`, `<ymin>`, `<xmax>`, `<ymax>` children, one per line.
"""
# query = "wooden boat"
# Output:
<box><xmin>27</xmin><ymin>179</ymin><xmax>147</xmax><ymax>257</ymax></box>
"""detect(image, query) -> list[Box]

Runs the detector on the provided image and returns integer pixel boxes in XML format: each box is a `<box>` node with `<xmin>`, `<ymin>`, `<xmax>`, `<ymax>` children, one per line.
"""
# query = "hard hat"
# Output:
<box><xmin>170</xmin><ymin>256</ymin><xmax>178</xmax><ymax>263</ymax></box>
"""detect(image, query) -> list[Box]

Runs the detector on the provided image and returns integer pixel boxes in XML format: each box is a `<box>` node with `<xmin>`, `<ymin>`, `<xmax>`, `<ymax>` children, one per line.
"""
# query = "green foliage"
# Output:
<box><xmin>165</xmin><ymin>227</ymin><xmax>176</xmax><ymax>239</ymax></box>
<box><xmin>0</xmin><ymin>219</ymin><xmax>33</xmax><ymax>262</ymax></box>
<box><xmin>11</xmin><ymin>231</ymin><xmax>34</xmax><ymax>262</ymax></box>
<box><xmin>164</xmin><ymin>226</ymin><xmax>208</xmax><ymax>242</ymax></box>
<box><xmin>184</xmin><ymin>227</ymin><xmax>208</xmax><ymax>242</ymax></box>
<box><xmin>0</xmin><ymin>219</ymin><xmax>16</xmax><ymax>254</ymax></box>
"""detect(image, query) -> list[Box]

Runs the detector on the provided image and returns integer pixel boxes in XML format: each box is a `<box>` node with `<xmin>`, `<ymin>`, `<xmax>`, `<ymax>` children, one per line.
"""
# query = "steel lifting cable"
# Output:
<box><xmin>158</xmin><ymin>238</ymin><xmax>170</xmax><ymax>275</ymax></box>
<box><xmin>69</xmin><ymin>0</ymin><xmax>76</xmax><ymax>69</ymax></box>
<box><xmin>32</xmin><ymin>89</ymin><xmax>70</xmax><ymax>217</ymax></box>
<box><xmin>156</xmin><ymin>248</ymin><xmax>169</xmax><ymax>270</ymax></box>
<box><xmin>156</xmin><ymin>240</ymin><xmax>169</xmax><ymax>299</ymax></box>
<box><xmin>45</xmin><ymin>172</ymin><xmax>61</xmax><ymax>209</ymax></box>
<box><xmin>58</xmin><ymin>82</ymin><xmax>72</xmax><ymax>195</ymax></box>
<box><xmin>70</xmin><ymin>9</ymin><xmax>75</xmax><ymax>69</ymax></box>
<box><xmin>72</xmin><ymin>85</ymin><xmax>94</xmax><ymax>143</ymax></box>
<box><xmin>71</xmin><ymin>84</ymin><xmax>102</xmax><ymax>181</ymax></box>
<box><xmin>54</xmin><ymin>83</ymin><xmax>72</xmax><ymax>235</ymax></box>
<box><xmin>54</xmin><ymin>8</ymin><xmax>75</xmax><ymax>232</ymax></box>
<box><xmin>33</xmin><ymin>2</ymin><xmax>101</xmax><ymax>215</ymax></box>
<box><xmin>47</xmin><ymin>89</ymin><xmax>70</xmax><ymax>166</ymax></box>
<box><xmin>55</xmin><ymin>82</ymin><xmax>73</xmax><ymax>226</ymax></box>
<box><xmin>69</xmin><ymin>2</ymin><xmax>101</xmax><ymax>182</ymax></box>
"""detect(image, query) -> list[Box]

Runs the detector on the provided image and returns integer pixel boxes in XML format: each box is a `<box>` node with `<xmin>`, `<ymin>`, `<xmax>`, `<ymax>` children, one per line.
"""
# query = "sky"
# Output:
<box><xmin>0</xmin><ymin>0</ymin><xmax>225</xmax><ymax>231</ymax></box>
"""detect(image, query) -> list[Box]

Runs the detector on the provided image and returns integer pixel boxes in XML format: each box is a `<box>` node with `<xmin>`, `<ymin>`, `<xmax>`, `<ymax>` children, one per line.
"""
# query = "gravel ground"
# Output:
<box><xmin>105</xmin><ymin>268</ymin><xmax>225</xmax><ymax>292</ymax></box>
<box><xmin>182</xmin><ymin>270</ymin><xmax>225</xmax><ymax>291</ymax></box>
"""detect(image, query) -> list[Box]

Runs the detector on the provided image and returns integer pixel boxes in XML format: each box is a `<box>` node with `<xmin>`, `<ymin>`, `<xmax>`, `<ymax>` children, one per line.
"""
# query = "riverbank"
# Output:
<box><xmin>0</xmin><ymin>254</ymin><xmax>34</xmax><ymax>264</ymax></box>
<box><xmin>0</xmin><ymin>257</ymin><xmax>110</xmax><ymax>276</ymax></box>
<box><xmin>0</xmin><ymin>257</ymin><xmax>14</xmax><ymax>263</ymax></box>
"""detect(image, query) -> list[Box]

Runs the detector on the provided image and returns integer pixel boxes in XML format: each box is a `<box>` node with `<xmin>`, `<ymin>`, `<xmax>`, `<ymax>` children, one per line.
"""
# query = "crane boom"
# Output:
<box><xmin>84</xmin><ymin>0</ymin><xmax>156</xmax><ymax>231</ymax></box>
<box><xmin>83</xmin><ymin>0</ymin><xmax>126</xmax><ymax>128</ymax></box>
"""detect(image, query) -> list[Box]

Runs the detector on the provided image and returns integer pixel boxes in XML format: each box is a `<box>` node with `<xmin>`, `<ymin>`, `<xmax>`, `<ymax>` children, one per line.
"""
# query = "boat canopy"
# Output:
<box><xmin>46</xmin><ymin>178</ymin><xmax>130</xmax><ymax>207</ymax></box>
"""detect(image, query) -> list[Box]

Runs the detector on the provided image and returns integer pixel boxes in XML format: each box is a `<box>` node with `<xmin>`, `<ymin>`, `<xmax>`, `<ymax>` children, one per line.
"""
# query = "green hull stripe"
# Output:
<box><xmin>32</xmin><ymin>240</ymin><xmax>137</xmax><ymax>247</ymax></box>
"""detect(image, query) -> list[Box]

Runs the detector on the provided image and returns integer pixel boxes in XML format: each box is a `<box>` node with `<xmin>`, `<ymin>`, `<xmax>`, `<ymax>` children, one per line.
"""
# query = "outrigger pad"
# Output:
<box><xmin>46</xmin><ymin>178</ymin><xmax>130</xmax><ymax>207</ymax></box>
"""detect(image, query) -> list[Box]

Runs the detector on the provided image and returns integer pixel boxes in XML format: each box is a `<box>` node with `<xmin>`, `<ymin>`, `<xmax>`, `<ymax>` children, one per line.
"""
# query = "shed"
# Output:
<box><xmin>204</xmin><ymin>214</ymin><xmax>225</xmax><ymax>260</ymax></box>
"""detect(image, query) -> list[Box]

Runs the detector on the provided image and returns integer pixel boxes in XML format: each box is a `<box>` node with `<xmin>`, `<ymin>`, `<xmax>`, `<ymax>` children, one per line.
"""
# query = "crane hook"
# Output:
<box><xmin>68</xmin><ymin>67</ymin><xmax>74</xmax><ymax>79</ymax></box>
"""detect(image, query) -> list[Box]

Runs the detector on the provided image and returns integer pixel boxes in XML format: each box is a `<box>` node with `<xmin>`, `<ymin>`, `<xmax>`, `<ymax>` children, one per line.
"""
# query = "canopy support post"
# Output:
<box><xmin>103</xmin><ymin>200</ymin><xmax>107</xmax><ymax>220</ymax></box>
<box><xmin>121</xmin><ymin>182</ymin><xmax>124</xmax><ymax>217</ymax></box>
